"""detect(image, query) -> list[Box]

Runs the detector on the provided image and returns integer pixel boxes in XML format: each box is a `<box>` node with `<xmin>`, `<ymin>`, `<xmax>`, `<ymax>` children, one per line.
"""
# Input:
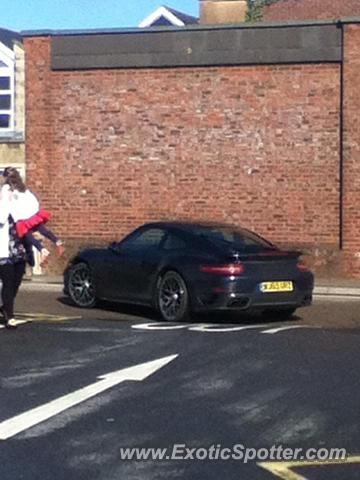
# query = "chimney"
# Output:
<box><xmin>199</xmin><ymin>0</ymin><xmax>247</xmax><ymax>25</ymax></box>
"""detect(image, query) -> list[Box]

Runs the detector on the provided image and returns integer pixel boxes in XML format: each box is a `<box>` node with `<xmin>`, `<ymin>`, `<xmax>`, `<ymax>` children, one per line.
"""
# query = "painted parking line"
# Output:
<box><xmin>0</xmin><ymin>314</ymin><xmax>82</xmax><ymax>331</ymax></box>
<box><xmin>190</xmin><ymin>323</ymin><xmax>271</xmax><ymax>333</ymax></box>
<box><xmin>258</xmin><ymin>455</ymin><xmax>360</xmax><ymax>480</ymax></box>
<box><xmin>9</xmin><ymin>319</ymin><xmax>29</xmax><ymax>326</ymax></box>
<box><xmin>0</xmin><ymin>319</ymin><xmax>31</xmax><ymax>329</ymax></box>
<box><xmin>131</xmin><ymin>322</ymin><xmax>317</xmax><ymax>334</ymax></box>
<box><xmin>132</xmin><ymin>323</ymin><xmax>190</xmax><ymax>331</ymax></box>
<box><xmin>132</xmin><ymin>322</ymin><xmax>272</xmax><ymax>332</ymax></box>
<box><xmin>15</xmin><ymin>313</ymin><xmax>82</xmax><ymax>323</ymax></box>
<box><xmin>262</xmin><ymin>325</ymin><xmax>319</xmax><ymax>334</ymax></box>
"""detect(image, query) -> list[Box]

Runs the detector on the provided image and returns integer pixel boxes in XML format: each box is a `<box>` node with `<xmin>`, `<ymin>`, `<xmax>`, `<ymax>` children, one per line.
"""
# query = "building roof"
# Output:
<box><xmin>263</xmin><ymin>0</ymin><xmax>360</xmax><ymax>22</ymax></box>
<box><xmin>165</xmin><ymin>6</ymin><xmax>199</xmax><ymax>24</ymax></box>
<box><xmin>0</xmin><ymin>27</ymin><xmax>22</xmax><ymax>49</ymax></box>
<box><xmin>139</xmin><ymin>5</ymin><xmax>198</xmax><ymax>27</ymax></box>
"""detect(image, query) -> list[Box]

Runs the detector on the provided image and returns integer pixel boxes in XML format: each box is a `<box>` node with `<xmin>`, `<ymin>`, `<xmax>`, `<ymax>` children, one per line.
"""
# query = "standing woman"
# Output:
<box><xmin>0</xmin><ymin>191</ymin><xmax>26</xmax><ymax>329</ymax></box>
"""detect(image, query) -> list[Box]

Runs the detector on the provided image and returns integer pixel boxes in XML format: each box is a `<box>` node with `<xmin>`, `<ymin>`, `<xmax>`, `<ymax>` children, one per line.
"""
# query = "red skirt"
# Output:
<box><xmin>16</xmin><ymin>209</ymin><xmax>52</xmax><ymax>238</ymax></box>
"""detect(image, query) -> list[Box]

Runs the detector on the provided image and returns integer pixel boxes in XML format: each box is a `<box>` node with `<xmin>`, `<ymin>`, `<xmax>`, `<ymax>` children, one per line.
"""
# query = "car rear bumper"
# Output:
<box><xmin>194</xmin><ymin>290</ymin><xmax>313</xmax><ymax>312</ymax></box>
<box><xmin>192</xmin><ymin>274</ymin><xmax>314</xmax><ymax>312</ymax></box>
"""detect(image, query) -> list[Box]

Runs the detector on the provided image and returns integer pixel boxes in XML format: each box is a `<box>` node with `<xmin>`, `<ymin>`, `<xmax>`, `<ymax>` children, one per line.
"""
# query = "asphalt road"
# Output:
<box><xmin>0</xmin><ymin>290</ymin><xmax>359</xmax><ymax>480</ymax></box>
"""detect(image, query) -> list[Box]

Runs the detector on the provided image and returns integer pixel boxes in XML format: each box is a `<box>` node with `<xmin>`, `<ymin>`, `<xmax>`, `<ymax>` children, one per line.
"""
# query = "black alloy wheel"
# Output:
<box><xmin>157</xmin><ymin>271</ymin><xmax>190</xmax><ymax>322</ymax></box>
<box><xmin>68</xmin><ymin>262</ymin><xmax>96</xmax><ymax>308</ymax></box>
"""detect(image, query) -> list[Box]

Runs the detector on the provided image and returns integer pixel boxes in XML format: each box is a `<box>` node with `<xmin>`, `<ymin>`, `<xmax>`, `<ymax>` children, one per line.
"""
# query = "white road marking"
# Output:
<box><xmin>0</xmin><ymin>354</ymin><xmax>178</xmax><ymax>440</ymax></box>
<box><xmin>132</xmin><ymin>322</ymin><xmax>188</xmax><ymax>331</ymax></box>
<box><xmin>132</xmin><ymin>322</ymin><xmax>317</xmax><ymax>333</ymax></box>
<box><xmin>10</xmin><ymin>319</ymin><xmax>29</xmax><ymax>326</ymax></box>
<box><xmin>261</xmin><ymin>325</ymin><xmax>318</xmax><ymax>334</ymax></box>
<box><xmin>0</xmin><ymin>321</ymin><xmax>28</xmax><ymax>329</ymax></box>
<box><xmin>132</xmin><ymin>322</ymin><xmax>273</xmax><ymax>332</ymax></box>
<box><xmin>189</xmin><ymin>323</ymin><xmax>272</xmax><ymax>333</ymax></box>
<box><xmin>0</xmin><ymin>313</ymin><xmax>82</xmax><ymax>330</ymax></box>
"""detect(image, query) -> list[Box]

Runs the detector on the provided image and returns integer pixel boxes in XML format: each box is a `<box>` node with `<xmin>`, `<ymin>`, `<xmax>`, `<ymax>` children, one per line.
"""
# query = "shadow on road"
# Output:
<box><xmin>57</xmin><ymin>296</ymin><xmax>302</xmax><ymax>325</ymax></box>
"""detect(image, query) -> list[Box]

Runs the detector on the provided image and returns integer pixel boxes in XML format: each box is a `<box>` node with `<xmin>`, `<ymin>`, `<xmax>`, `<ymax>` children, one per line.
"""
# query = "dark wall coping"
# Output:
<box><xmin>21</xmin><ymin>18</ymin><xmax>360</xmax><ymax>70</ymax></box>
<box><xmin>21</xmin><ymin>17</ymin><xmax>360</xmax><ymax>38</ymax></box>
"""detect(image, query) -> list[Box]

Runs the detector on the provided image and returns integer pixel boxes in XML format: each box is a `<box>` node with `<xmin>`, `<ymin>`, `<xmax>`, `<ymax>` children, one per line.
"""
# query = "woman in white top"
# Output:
<box><xmin>2</xmin><ymin>167</ymin><xmax>64</xmax><ymax>265</ymax></box>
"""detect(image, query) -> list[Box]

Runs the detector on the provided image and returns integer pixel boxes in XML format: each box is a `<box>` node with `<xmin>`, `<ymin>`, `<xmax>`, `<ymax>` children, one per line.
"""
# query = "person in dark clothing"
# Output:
<box><xmin>0</xmin><ymin>203</ymin><xmax>26</xmax><ymax>329</ymax></box>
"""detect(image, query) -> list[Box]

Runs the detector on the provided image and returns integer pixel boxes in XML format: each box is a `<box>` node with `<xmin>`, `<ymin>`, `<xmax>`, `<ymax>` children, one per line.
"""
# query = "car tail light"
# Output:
<box><xmin>297</xmin><ymin>261</ymin><xmax>310</xmax><ymax>272</ymax></box>
<box><xmin>200</xmin><ymin>263</ymin><xmax>245</xmax><ymax>276</ymax></box>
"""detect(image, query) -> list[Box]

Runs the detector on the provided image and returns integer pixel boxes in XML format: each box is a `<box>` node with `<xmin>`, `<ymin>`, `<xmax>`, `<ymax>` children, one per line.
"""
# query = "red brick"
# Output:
<box><xmin>23</xmin><ymin>31</ymin><xmax>360</xmax><ymax>277</ymax></box>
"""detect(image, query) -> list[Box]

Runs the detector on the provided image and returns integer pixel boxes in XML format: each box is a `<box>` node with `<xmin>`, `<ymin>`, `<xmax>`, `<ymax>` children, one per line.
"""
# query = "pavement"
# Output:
<box><xmin>21</xmin><ymin>274</ymin><xmax>360</xmax><ymax>298</ymax></box>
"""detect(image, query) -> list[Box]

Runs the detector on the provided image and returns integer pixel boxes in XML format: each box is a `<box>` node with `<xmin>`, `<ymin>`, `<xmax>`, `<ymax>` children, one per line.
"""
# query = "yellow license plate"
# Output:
<box><xmin>260</xmin><ymin>281</ymin><xmax>294</xmax><ymax>293</ymax></box>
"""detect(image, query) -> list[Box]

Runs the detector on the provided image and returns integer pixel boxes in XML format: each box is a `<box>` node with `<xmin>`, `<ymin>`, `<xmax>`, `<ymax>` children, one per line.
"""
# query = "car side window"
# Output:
<box><xmin>121</xmin><ymin>228</ymin><xmax>166</xmax><ymax>251</ymax></box>
<box><xmin>162</xmin><ymin>233</ymin><xmax>187</xmax><ymax>251</ymax></box>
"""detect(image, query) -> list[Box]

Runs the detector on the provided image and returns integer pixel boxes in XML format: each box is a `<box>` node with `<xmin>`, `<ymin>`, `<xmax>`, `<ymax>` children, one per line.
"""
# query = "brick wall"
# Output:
<box><xmin>24</xmin><ymin>29</ymin><xmax>360</xmax><ymax>276</ymax></box>
<box><xmin>263</xmin><ymin>0</ymin><xmax>360</xmax><ymax>22</ymax></box>
<box><xmin>342</xmin><ymin>24</ymin><xmax>360</xmax><ymax>276</ymax></box>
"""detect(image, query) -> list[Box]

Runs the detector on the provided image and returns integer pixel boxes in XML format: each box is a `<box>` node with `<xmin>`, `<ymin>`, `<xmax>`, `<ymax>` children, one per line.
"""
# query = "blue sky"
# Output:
<box><xmin>1</xmin><ymin>0</ymin><xmax>199</xmax><ymax>33</ymax></box>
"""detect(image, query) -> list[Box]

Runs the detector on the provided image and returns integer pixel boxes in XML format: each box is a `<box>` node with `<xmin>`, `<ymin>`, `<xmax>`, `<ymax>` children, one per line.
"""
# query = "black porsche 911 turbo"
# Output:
<box><xmin>64</xmin><ymin>221</ymin><xmax>314</xmax><ymax>322</ymax></box>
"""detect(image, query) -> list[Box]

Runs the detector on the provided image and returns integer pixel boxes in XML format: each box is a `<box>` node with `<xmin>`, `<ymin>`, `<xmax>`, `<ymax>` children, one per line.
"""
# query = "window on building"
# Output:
<box><xmin>0</xmin><ymin>43</ymin><xmax>15</xmax><ymax>132</ymax></box>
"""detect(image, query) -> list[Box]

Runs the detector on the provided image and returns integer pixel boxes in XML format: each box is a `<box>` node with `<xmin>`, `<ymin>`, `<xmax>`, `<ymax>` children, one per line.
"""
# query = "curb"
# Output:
<box><xmin>20</xmin><ymin>281</ymin><xmax>63</xmax><ymax>292</ymax></box>
<box><xmin>313</xmin><ymin>286</ymin><xmax>360</xmax><ymax>297</ymax></box>
<box><xmin>19</xmin><ymin>280</ymin><xmax>360</xmax><ymax>298</ymax></box>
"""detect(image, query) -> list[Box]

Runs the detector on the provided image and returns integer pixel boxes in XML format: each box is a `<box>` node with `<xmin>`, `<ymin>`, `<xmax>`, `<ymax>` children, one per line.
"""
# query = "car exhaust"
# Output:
<box><xmin>227</xmin><ymin>297</ymin><xmax>250</xmax><ymax>309</ymax></box>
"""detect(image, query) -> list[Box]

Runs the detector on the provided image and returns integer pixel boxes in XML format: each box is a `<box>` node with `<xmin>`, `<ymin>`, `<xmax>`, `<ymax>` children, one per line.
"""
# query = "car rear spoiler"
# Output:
<box><xmin>231</xmin><ymin>250</ymin><xmax>302</xmax><ymax>262</ymax></box>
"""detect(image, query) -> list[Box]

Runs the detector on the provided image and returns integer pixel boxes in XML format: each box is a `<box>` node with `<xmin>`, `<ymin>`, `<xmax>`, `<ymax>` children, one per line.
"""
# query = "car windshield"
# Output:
<box><xmin>192</xmin><ymin>226</ymin><xmax>273</xmax><ymax>252</ymax></box>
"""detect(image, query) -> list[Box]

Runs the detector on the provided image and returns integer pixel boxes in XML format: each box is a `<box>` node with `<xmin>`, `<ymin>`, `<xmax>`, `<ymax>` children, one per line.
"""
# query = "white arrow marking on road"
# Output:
<box><xmin>0</xmin><ymin>354</ymin><xmax>178</xmax><ymax>440</ymax></box>
<box><xmin>261</xmin><ymin>325</ymin><xmax>318</xmax><ymax>334</ymax></box>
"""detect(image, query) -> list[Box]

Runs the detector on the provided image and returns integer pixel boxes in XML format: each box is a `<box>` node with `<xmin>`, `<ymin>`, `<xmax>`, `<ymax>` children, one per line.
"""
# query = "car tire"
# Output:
<box><xmin>67</xmin><ymin>262</ymin><xmax>96</xmax><ymax>308</ymax></box>
<box><xmin>264</xmin><ymin>308</ymin><xmax>297</xmax><ymax>320</ymax></box>
<box><xmin>156</xmin><ymin>271</ymin><xmax>190</xmax><ymax>322</ymax></box>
